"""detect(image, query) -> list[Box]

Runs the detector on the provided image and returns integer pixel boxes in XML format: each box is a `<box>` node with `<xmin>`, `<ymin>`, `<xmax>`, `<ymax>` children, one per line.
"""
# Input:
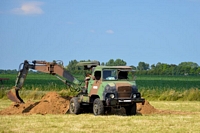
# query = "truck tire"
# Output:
<box><xmin>125</xmin><ymin>103</ymin><xmax>137</xmax><ymax>116</ymax></box>
<box><xmin>69</xmin><ymin>97</ymin><xmax>80</xmax><ymax>114</ymax></box>
<box><xmin>93</xmin><ymin>98</ymin><xmax>104</xmax><ymax>116</ymax></box>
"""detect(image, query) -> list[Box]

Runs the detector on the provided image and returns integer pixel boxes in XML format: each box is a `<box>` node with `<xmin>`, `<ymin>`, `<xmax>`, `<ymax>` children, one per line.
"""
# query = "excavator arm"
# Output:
<box><xmin>7</xmin><ymin>60</ymin><xmax>80</xmax><ymax>103</ymax></box>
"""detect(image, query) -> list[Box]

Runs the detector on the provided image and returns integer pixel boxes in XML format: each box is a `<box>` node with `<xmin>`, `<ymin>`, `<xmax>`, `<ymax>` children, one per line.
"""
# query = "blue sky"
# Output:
<box><xmin>0</xmin><ymin>0</ymin><xmax>200</xmax><ymax>69</ymax></box>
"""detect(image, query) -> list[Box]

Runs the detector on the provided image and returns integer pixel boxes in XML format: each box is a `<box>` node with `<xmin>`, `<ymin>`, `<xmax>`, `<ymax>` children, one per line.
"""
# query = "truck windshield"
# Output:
<box><xmin>103</xmin><ymin>69</ymin><xmax>117</xmax><ymax>80</ymax></box>
<box><xmin>103</xmin><ymin>69</ymin><xmax>134</xmax><ymax>81</ymax></box>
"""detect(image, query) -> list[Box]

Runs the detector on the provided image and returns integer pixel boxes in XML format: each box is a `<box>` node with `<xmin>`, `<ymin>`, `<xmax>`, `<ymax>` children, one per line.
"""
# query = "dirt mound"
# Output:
<box><xmin>0</xmin><ymin>92</ymin><xmax>70</xmax><ymax>115</ymax></box>
<box><xmin>137</xmin><ymin>100</ymin><xmax>159</xmax><ymax>114</ymax></box>
<box><xmin>0</xmin><ymin>101</ymin><xmax>36</xmax><ymax>115</ymax></box>
<box><xmin>0</xmin><ymin>92</ymin><xmax>189</xmax><ymax>115</ymax></box>
<box><xmin>109</xmin><ymin>100</ymin><xmax>158</xmax><ymax>115</ymax></box>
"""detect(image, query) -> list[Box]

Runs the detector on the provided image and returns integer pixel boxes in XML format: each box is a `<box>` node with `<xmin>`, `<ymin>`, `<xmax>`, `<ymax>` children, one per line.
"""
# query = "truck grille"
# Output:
<box><xmin>117</xmin><ymin>86</ymin><xmax>132</xmax><ymax>98</ymax></box>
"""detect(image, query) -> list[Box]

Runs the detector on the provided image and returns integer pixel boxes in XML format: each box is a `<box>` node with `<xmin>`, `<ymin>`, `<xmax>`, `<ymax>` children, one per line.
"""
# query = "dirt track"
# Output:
<box><xmin>0</xmin><ymin>92</ymin><xmax>194</xmax><ymax>115</ymax></box>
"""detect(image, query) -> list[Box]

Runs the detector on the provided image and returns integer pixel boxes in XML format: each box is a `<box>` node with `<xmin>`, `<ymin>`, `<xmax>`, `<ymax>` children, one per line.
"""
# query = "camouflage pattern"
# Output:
<box><xmin>79</xmin><ymin>65</ymin><xmax>144</xmax><ymax>107</ymax></box>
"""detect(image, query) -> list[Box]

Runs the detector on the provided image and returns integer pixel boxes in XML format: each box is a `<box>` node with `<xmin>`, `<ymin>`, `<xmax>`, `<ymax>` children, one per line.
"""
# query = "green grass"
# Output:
<box><xmin>0</xmin><ymin>89</ymin><xmax>78</xmax><ymax>102</ymax></box>
<box><xmin>1</xmin><ymin>74</ymin><xmax>199</xmax><ymax>90</ymax></box>
<box><xmin>0</xmin><ymin>100</ymin><xmax>200</xmax><ymax>133</ymax></box>
<box><xmin>139</xmin><ymin>87</ymin><xmax>200</xmax><ymax>101</ymax></box>
<box><xmin>0</xmin><ymin>73</ymin><xmax>83</xmax><ymax>90</ymax></box>
<box><xmin>150</xmin><ymin>101</ymin><xmax>200</xmax><ymax>112</ymax></box>
<box><xmin>1</xmin><ymin>74</ymin><xmax>200</xmax><ymax>101</ymax></box>
<box><xmin>1</xmin><ymin>114</ymin><xmax>199</xmax><ymax>133</ymax></box>
<box><xmin>136</xmin><ymin>75</ymin><xmax>200</xmax><ymax>91</ymax></box>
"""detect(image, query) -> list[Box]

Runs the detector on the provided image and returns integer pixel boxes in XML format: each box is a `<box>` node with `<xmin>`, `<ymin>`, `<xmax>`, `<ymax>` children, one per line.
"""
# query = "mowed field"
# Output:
<box><xmin>0</xmin><ymin>99</ymin><xmax>200</xmax><ymax>133</ymax></box>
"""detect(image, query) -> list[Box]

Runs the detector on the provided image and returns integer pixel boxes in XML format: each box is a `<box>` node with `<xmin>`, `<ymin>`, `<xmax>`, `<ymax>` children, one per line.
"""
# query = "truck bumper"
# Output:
<box><xmin>118</xmin><ymin>98</ymin><xmax>145</xmax><ymax>103</ymax></box>
<box><xmin>106</xmin><ymin>97</ymin><xmax>145</xmax><ymax>106</ymax></box>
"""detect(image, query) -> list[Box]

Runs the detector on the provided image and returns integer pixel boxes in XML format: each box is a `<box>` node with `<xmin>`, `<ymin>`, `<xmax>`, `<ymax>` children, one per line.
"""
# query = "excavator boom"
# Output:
<box><xmin>7</xmin><ymin>60</ymin><xmax>80</xmax><ymax>103</ymax></box>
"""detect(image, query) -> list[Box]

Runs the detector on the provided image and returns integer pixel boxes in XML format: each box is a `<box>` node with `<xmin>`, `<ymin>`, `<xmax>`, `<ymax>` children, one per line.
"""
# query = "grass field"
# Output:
<box><xmin>1</xmin><ymin>73</ymin><xmax>199</xmax><ymax>90</ymax></box>
<box><xmin>0</xmin><ymin>73</ymin><xmax>68</xmax><ymax>90</ymax></box>
<box><xmin>1</xmin><ymin>73</ymin><xmax>200</xmax><ymax>101</ymax></box>
<box><xmin>0</xmin><ymin>99</ymin><xmax>200</xmax><ymax>133</ymax></box>
<box><xmin>136</xmin><ymin>75</ymin><xmax>200</xmax><ymax>91</ymax></box>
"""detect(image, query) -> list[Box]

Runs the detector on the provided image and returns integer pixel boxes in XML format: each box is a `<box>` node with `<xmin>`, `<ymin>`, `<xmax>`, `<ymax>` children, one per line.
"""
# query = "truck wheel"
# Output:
<box><xmin>93</xmin><ymin>98</ymin><xmax>104</xmax><ymax>116</ymax></box>
<box><xmin>125</xmin><ymin>103</ymin><xmax>137</xmax><ymax>116</ymax></box>
<box><xmin>69</xmin><ymin>97</ymin><xmax>80</xmax><ymax>114</ymax></box>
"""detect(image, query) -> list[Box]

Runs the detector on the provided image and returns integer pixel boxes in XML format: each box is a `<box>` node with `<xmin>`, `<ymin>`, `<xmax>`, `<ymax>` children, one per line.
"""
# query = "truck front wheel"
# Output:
<box><xmin>125</xmin><ymin>103</ymin><xmax>137</xmax><ymax>116</ymax></box>
<box><xmin>69</xmin><ymin>97</ymin><xmax>80</xmax><ymax>114</ymax></box>
<box><xmin>93</xmin><ymin>98</ymin><xmax>104</xmax><ymax>115</ymax></box>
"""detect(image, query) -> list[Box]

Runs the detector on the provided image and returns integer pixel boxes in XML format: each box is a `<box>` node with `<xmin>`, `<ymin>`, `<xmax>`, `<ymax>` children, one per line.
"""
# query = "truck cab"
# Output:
<box><xmin>70</xmin><ymin>62</ymin><xmax>145</xmax><ymax>116</ymax></box>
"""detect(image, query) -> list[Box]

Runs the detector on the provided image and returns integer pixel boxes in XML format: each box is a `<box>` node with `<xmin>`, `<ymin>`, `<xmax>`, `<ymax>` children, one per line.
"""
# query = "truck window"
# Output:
<box><xmin>94</xmin><ymin>71</ymin><xmax>101</xmax><ymax>80</ymax></box>
<box><xmin>103</xmin><ymin>70</ymin><xmax>117</xmax><ymax>80</ymax></box>
<box><xmin>118</xmin><ymin>71</ymin><xmax>128</xmax><ymax>79</ymax></box>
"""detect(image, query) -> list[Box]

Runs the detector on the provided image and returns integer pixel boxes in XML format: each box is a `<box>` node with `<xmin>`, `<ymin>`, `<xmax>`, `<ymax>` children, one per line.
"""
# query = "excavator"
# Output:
<box><xmin>7</xmin><ymin>60</ymin><xmax>81</xmax><ymax>103</ymax></box>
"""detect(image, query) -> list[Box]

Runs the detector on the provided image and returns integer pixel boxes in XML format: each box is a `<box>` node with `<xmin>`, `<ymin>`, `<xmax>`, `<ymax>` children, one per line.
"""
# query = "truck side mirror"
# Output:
<box><xmin>91</xmin><ymin>76</ymin><xmax>96</xmax><ymax>80</ymax></box>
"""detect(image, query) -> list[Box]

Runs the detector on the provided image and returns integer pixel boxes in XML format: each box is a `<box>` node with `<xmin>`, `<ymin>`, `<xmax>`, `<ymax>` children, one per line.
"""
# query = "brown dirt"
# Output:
<box><xmin>0</xmin><ymin>92</ymin><xmax>194</xmax><ymax>115</ymax></box>
<box><xmin>137</xmin><ymin>100</ymin><xmax>159</xmax><ymax>114</ymax></box>
<box><xmin>0</xmin><ymin>92</ymin><xmax>70</xmax><ymax>115</ymax></box>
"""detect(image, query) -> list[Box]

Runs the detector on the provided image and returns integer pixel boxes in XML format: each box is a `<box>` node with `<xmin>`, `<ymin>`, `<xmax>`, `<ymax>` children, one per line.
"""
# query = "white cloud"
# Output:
<box><xmin>106</xmin><ymin>30</ymin><xmax>114</xmax><ymax>34</ymax></box>
<box><xmin>12</xmin><ymin>1</ymin><xmax>44</xmax><ymax>15</ymax></box>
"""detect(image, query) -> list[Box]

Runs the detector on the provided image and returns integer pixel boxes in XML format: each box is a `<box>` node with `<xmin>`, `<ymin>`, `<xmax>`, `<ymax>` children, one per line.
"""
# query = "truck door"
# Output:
<box><xmin>88</xmin><ymin>71</ymin><xmax>102</xmax><ymax>96</ymax></box>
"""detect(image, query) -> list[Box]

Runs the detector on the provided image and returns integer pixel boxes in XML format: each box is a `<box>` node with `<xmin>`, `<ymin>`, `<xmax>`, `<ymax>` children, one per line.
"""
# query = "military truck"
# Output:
<box><xmin>70</xmin><ymin>61</ymin><xmax>145</xmax><ymax>115</ymax></box>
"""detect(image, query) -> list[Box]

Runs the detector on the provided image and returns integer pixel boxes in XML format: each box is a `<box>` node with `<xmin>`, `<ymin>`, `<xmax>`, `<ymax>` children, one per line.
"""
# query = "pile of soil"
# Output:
<box><xmin>0</xmin><ymin>92</ymin><xmax>188</xmax><ymax>115</ymax></box>
<box><xmin>0</xmin><ymin>92</ymin><xmax>70</xmax><ymax>115</ymax></box>
<box><xmin>109</xmin><ymin>100</ymin><xmax>158</xmax><ymax>115</ymax></box>
<box><xmin>137</xmin><ymin>100</ymin><xmax>158</xmax><ymax>114</ymax></box>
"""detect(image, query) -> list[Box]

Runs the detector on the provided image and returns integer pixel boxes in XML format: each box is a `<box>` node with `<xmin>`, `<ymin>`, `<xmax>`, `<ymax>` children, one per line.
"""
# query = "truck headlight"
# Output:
<box><xmin>133</xmin><ymin>94</ymin><xmax>136</xmax><ymax>98</ymax></box>
<box><xmin>109</xmin><ymin>94</ymin><xmax>115</xmax><ymax>99</ymax></box>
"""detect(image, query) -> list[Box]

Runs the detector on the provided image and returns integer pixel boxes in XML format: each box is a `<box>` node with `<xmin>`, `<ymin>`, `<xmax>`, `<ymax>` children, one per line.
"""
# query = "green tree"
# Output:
<box><xmin>106</xmin><ymin>59</ymin><xmax>115</xmax><ymax>66</ymax></box>
<box><xmin>114</xmin><ymin>59</ymin><xmax>126</xmax><ymax>66</ymax></box>
<box><xmin>130</xmin><ymin>65</ymin><xmax>136</xmax><ymax>70</ymax></box>
<box><xmin>101</xmin><ymin>62</ymin><xmax>105</xmax><ymax>66</ymax></box>
<box><xmin>106</xmin><ymin>59</ymin><xmax>126</xmax><ymax>66</ymax></box>
<box><xmin>66</xmin><ymin>60</ymin><xmax>78</xmax><ymax>72</ymax></box>
<box><xmin>178</xmin><ymin>62</ymin><xmax>199</xmax><ymax>75</ymax></box>
<box><xmin>178</xmin><ymin>62</ymin><xmax>198</xmax><ymax>68</ymax></box>
<box><xmin>137</xmin><ymin>62</ymin><xmax>149</xmax><ymax>70</ymax></box>
<box><xmin>151</xmin><ymin>64</ymin><xmax>155</xmax><ymax>70</ymax></box>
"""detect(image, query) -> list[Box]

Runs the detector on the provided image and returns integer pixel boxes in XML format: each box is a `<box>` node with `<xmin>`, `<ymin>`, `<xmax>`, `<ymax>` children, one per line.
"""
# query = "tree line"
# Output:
<box><xmin>1</xmin><ymin>59</ymin><xmax>200</xmax><ymax>75</ymax></box>
<box><xmin>134</xmin><ymin>61</ymin><xmax>200</xmax><ymax>75</ymax></box>
<box><xmin>66</xmin><ymin>59</ymin><xmax>200</xmax><ymax>76</ymax></box>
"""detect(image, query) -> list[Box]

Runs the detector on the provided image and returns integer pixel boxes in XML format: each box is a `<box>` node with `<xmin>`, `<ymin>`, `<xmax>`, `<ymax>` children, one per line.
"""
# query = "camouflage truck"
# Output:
<box><xmin>69</xmin><ymin>61</ymin><xmax>145</xmax><ymax>116</ymax></box>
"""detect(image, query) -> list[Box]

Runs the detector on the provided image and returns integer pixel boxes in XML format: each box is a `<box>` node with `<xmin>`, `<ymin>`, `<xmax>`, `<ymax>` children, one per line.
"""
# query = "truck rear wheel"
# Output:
<box><xmin>69</xmin><ymin>97</ymin><xmax>80</xmax><ymax>114</ymax></box>
<box><xmin>93</xmin><ymin>98</ymin><xmax>104</xmax><ymax>116</ymax></box>
<box><xmin>125</xmin><ymin>103</ymin><xmax>137</xmax><ymax>116</ymax></box>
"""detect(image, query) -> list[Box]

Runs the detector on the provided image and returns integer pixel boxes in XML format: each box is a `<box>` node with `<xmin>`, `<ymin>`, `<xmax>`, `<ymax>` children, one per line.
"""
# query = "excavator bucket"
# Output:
<box><xmin>7</xmin><ymin>87</ymin><xmax>24</xmax><ymax>103</ymax></box>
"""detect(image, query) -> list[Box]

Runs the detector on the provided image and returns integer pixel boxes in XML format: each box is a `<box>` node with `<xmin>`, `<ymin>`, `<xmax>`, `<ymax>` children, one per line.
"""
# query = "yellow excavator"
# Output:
<box><xmin>7</xmin><ymin>60</ymin><xmax>80</xmax><ymax>103</ymax></box>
